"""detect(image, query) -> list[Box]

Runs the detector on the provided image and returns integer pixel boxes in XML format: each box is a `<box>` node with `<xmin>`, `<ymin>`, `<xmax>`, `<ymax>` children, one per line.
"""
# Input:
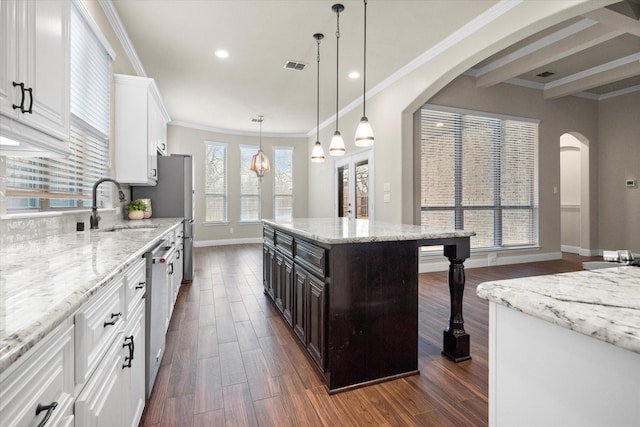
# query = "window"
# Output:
<box><xmin>5</xmin><ymin>3</ymin><xmax>112</xmax><ymax>212</ymax></box>
<box><xmin>239</xmin><ymin>145</ymin><xmax>261</xmax><ymax>222</ymax></box>
<box><xmin>273</xmin><ymin>146</ymin><xmax>293</xmax><ymax>221</ymax></box>
<box><xmin>204</xmin><ymin>141</ymin><xmax>227</xmax><ymax>222</ymax></box>
<box><xmin>420</xmin><ymin>105</ymin><xmax>538</xmax><ymax>249</ymax></box>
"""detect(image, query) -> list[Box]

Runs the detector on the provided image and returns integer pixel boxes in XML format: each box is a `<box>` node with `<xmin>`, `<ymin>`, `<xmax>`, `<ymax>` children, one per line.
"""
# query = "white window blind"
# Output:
<box><xmin>239</xmin><ymin>145</ymin><xmax>261</xmax><ymax>222</ymax></box>
<box><xmin>5</xmin><ymin>3</ymin><xmax>111</xmax><ymax>211</ymax></box>
<box><xmin>204</xmin><ymin>141</ymin><xmax>227</xmax><ymax>222</ymax></box>
<box><xmin>420</xmin><ymin>105</ymin><xmax>538</xmax><ymax>249</ymax></box>
<box><xmin>273</xmin><ymin>146</ymin><xmax>293</xmax><ymax>222</ymax></box>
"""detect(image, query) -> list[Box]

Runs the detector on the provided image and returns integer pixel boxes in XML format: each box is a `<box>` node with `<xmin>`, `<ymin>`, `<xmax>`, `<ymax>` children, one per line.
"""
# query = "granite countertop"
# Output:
<box><xmin>263</xmin><ymin>218</ymin><xmax>475</xmax><ymax>244</ymax></box>
<box><xmin>0</xmin><ymin>218</ymin><xmax>183</xmax><ymax>374</ymax></box>
<box><xmin>476</xmin><ymin>266</ymin><xmax>640</xmax><ymax>355</ymax></box>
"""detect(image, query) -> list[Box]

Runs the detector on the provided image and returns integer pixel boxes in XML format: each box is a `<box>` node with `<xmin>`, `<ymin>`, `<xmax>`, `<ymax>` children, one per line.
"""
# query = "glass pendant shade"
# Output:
<box><xmin>354</xmin><ymin>116</ymin><xmax>374</xmax><ymax>147</ymax></box>
<box><xmin>311</xmin><ymin>140</ymin><xmax>325</xmax><ymax>163</ymax></box>
<box><xmin>250</xmin><ymin>149</ymin><xmax>270</xmax><ymax>178</ymax></box>
<box><xmin>329</xmin><ymin>130</ymin><xmax>346</xmax><ymax>156</ymax></box>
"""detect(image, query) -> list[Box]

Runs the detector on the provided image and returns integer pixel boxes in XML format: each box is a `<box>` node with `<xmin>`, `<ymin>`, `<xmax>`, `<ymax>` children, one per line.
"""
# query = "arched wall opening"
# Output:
<box><xmin>560</xmin><ymin>132</ymin><xmax>593</xmax><ymax>255</ymax></box>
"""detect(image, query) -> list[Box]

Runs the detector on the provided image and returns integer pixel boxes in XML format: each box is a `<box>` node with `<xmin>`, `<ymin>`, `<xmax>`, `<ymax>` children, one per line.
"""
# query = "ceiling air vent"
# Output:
<box><xmin>536</xmin><ymin>70</ymin><xmax>555</xmax><ymax>78</ymax></box>
<box><xmin>283</xmin><ymin>60</ymin><xmax>307</xmax><ymax>71</ymax></box>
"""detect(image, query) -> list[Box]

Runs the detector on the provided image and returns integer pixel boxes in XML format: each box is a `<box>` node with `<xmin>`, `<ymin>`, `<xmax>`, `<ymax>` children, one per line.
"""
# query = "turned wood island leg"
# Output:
<box><xmin>442</xmin><ymin>243</ymin><xmax>471</xmax><ymax>362</ymax></box>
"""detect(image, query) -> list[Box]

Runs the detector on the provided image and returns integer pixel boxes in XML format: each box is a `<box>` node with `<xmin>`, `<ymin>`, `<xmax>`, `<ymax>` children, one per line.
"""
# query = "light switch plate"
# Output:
<box><xmin>383</xmin><ymin>193</ymin><xmax>391</xmax><ymax>203</ymax></box>
<box><xmin>383</xmin><ymin>182</ymin><xmax>391</xmax><ymax>192</ymax></box>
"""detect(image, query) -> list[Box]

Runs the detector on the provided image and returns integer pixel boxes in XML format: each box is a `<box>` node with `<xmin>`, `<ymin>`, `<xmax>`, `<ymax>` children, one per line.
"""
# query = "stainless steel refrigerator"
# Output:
<box><xmin>132</xmin><ymin>154</ymin><xmax>194</xmax><ymax>282</ymax></box>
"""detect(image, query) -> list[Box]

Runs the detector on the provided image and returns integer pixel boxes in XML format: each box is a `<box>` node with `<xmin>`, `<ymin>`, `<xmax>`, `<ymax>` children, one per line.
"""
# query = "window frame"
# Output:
<box><xmin>204</xmin><ymin>141</ymin><xmax>228</xmax><ymax>224</ymax></box>
<box><xmin>238</xmin><ymin>144</ymin><xmax>262</xmax><ymax>223</ymax></box>
<box><xmin>272</xmin><ymin>146</ymin><xmax>294</xmax><ymax>222</ymax></box>
<box><xmin>420</xmin><ymin>104</ymin><xmax>539</xmax><ymax>251</ymax></box>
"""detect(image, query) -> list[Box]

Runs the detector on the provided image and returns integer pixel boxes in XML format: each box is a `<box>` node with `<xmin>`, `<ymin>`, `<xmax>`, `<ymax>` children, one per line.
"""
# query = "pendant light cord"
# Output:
<box><xmin>316</xmin><ymin>36</ymin><xmax>321</xmax><ymax>142</ymax></box>
<box><xmin>363</xmin><ymin>0</ymin><xmax>367</xmax><ymax>117</ymax></box>
<box><xmin>335</xmin><ymin>7</ymin><xmax>340</xmax><ymax>132</ymax></box>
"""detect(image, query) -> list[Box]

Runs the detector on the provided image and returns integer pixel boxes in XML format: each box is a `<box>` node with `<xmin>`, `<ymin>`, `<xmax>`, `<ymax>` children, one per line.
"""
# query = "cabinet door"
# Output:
<box><xmin>122</xmin><ymin>300</ymin><xmax>145</xmax><ymax>427</ymax></box>
<box><xmin>146</xmin><ymin>92</ymin><xmax>159</xmax><ymax>180</ymax></box>
<box><xmin>274</xmin><ymin>253</ymin><xmax>285</xmax><ymax>312</ymax></box>
<box><xmin>19</xmin><ymin>0</ymin><xmax>69</xmax><ymax>140</ymax></box>
<box><xmin>0</xmin><ymin>321</ymin><xmax>75</xmax><ymax>427</ymax></box>
<box><xmin>75</xmin><ymin>332</ymin><xmax>125</xmax><ymax>427</ymax></box>
<box><xmin>0</xmin><ymin>0</ymin><xmax>69</xmax><ymax>145</ymax></box>
<box><xmin>263</xmin><ymin>245</ymin><xmax>275</xmax><ymax>298</ymax></box>
<box><xmin>293</xmin><ymin>267</ymin><xmax>306</xmax><ymax>343</ymax></box>
<box><xmin>282</xmin><ymin>256</ymin><xmax>294</xmax><ymax>326</ymax></box>
<box><xmin>306</xmin><ymin>274</ymin><xmax>326</xmax><ymax>371</ymax></box>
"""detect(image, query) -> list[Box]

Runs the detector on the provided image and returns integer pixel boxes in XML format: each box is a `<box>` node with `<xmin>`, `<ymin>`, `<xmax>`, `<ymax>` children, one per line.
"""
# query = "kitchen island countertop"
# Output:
<box><xmin>0</xmin><ymin>218</ymin><xmax>183</xmax><ymax>375</ymax></box>
<box><xmin>476</xmin><ymin>266</ymin><xmax>640</xmax><ymax>354</ymax></box>
<box><xmin>262</xmin><ymin>217</ymin><xmax>475</xmax><ymax>244</ymax></box>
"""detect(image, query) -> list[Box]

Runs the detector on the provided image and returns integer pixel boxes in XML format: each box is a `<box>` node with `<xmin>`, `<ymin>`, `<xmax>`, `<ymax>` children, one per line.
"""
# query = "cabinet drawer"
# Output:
<box><xmin>125</xmin><ymin>258</ymin><xmax>147</xmax><ymax>318</ymax></box>
<box><xmin>295</xmin><ymin>240</ymin><xmax>327</xmax><ymax>278</ymax></box>
<box><xmin>263</xmin><ymin>226</ymin><xmax>275</xmax><ymax>246</ymax></box>
<box><xmin>275</xmin><ymin>231</ymin><xmax>293</xmax><ymax>258</ymax></box>
<box><xmin>0</xmin><ymin>321</ymin><xmax>75</xmax><ymax>427</ymax></box>
<box><xmin>75</xmin><ymin>278</ymin><xmax>125</xmax><ymax>384</ymax></box>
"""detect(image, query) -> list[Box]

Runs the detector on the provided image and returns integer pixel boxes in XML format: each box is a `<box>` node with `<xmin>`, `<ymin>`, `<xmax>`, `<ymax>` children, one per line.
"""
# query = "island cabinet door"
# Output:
<box><xmin>293</xmin><ymin>267</ymin><xmax>306</xmax><ymax>342</ymax></box>
<box><xmin>281</xmin><ymin>255</ymin><xmax>294</xmax><ymax>326</ymax></box>
<box><xmin>274</xmin><ymin>253</ymin><xmax>285</xmax><ymax>312</ymax></box>
<box><xmin>262</xmin><ymin>244</ymin><xmax>275</xmax><ymax>298</ymax></box>
<box><xmin>306</xmin><ymin>273</ymin><xmax>326</xmax><ymax>371</ymax></box>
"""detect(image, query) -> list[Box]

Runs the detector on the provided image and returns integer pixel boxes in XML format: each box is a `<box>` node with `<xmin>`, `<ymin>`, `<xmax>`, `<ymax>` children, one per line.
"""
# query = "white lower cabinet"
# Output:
<box><xmin>0</xmin><ymin>320</ymin><xmax>75</xmax><ymax>427</ymax></box>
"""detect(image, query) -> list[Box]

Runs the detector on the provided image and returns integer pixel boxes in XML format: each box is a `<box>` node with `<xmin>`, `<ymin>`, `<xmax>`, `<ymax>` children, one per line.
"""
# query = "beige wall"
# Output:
<box><xmin>597</xmin><ymin>91</ymin><xmax>640</xmax><ymax>253</ymax></box>
<box><xmin>167</xmin><ymin>125</ymin><xmax>308</xmax><ymax>244</ymax></box>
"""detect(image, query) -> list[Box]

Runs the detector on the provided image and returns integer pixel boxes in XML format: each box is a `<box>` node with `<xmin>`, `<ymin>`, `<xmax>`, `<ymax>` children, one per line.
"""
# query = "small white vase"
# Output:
<box><xmin>128</xmin><ymin>210</ymin><xmax>144</xmax><ymax>220</ymax></box>
<box><xmin>140</xmin><ymin>198</ymin><xmax>152</xmax><ymax>218</ymax></box>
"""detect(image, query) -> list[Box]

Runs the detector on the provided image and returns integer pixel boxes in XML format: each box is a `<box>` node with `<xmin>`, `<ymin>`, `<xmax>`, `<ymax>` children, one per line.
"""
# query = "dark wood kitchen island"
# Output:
<box><xmin>262</xmin><ymin>218</ymin><xmax>475</xmax><ymax>393</ymax></box>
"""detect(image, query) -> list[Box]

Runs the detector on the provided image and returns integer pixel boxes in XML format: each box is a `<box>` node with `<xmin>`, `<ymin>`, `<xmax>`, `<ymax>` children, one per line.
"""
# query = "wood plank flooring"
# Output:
<box><xmin>140</xmin><ymin>245</ymin><xmax>598</xmax><ymax>426</ymax></box>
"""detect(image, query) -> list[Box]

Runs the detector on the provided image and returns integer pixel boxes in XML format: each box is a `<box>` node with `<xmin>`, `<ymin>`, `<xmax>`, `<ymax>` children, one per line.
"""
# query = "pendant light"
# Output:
<box><xmin>354</xmin><ymin>0</ymin><xmax>374</xmax><ymax>147</ymax></box>
<box><xmin>329</xmin><ymin>4</ymin><xmax>346</xmax><ymax>156</ymax></box>
<box><xmin>311</xmin><ymin>33</ymin><xmax>325</xmax><ymax>163</ymax></box>
<box><xmin>250</xmin><ymin>115</ymin><xmax>270</xmax><ymax>179</ymax></box>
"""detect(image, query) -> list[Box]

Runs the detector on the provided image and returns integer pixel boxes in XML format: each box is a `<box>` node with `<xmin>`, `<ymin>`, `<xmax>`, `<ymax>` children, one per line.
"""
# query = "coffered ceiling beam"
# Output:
<box><xmin>543</xmin><ymin>52</ymin><xmax>640</xmax><ymax>99</ymax></box>
<box><xmin>475</xmin><ymin>20</ymin><xmax>622</xmax><ymax>88</ymax></box>
<box><xmin>584</xmin><ymin>7</ymin><xmax>640</xmax><ymax>36</ymax></box>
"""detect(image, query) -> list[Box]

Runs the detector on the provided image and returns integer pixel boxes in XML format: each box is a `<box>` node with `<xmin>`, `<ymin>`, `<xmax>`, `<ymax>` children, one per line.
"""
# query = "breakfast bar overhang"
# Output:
<box><xmin>262</xmin><ymin>218</ymin><xmax>475</xmax><ymax>393</ymax></box>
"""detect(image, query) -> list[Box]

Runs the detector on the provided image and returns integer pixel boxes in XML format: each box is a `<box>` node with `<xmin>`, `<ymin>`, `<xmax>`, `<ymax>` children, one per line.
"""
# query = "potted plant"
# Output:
<box><xmin>125</xmin><ymin>199</ymin><xmax>147</xmax><ymax>220</ymax></box>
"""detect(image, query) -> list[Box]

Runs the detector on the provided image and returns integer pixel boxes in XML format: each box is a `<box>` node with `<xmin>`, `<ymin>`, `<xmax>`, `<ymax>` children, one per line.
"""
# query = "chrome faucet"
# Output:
<box><xmin>90</xmin><ymin>178</ymin><xmax>127</xmax><ymax>229</ymax></box>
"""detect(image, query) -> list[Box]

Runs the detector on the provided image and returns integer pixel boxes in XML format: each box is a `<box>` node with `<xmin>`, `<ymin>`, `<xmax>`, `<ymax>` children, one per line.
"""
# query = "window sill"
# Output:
<box><xmin>419</xmin><ymin>244</ymin><xmax>541</xmax><ymax>259</ymax></box>
<box><xmin>203</xmin><ymin>221</ymin><xmax>229</xmax><ymax>226</ymax></box>
<box><xmin>0</xmin><ymin>208</ymin><xmax>116</xmax><ymax>221</ymax></box>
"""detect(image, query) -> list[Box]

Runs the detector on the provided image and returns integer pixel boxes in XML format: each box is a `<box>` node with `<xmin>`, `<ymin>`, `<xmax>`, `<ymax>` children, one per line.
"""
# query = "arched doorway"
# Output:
<box><xmin>560</xmin><ymin>132</ymin><xmax>591</xmax><ymax>255</ymax></box>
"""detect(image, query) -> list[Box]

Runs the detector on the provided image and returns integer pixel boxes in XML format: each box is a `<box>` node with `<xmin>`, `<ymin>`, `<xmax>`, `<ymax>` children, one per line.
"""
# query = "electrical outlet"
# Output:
<box><xmin>229</xmin><ymin>227</ymin><xmax>234</xmax><ymax>233</ymax></box>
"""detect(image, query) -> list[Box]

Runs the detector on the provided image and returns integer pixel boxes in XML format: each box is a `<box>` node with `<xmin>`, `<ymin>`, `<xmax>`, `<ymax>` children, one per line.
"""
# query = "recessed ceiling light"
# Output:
<box><xmin>215</xmin><ymin>49</ymin><xmax>229</xmax><ymax>59</ymax></box>
<box><xmin>435</xmin><ymin>122</ymin><xmax>444</xmax><ymax>128</ymax></box>
<box><xmin>349</xmin><ymin>71</ymin><xmax>360</xmax><ymax>79</ymax></box>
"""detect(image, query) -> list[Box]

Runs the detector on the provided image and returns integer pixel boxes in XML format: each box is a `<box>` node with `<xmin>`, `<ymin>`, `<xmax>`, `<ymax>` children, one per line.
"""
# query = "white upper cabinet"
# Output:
<box><xmin>114</xmin><ymin>74</ymin><xmax>169</xmax><ymax>186</ymax></box>
<box><xmin>0</xmin><ymin>0</ymin><xmax>71</xmax><ymax>156</ymax></box>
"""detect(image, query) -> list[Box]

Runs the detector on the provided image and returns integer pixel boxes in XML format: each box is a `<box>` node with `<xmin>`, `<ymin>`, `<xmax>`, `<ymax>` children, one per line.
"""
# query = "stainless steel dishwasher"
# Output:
<box><xmin>145</xmin><ymin>240</ymin><xmax>176</xmax><ymax>398</ymax></box>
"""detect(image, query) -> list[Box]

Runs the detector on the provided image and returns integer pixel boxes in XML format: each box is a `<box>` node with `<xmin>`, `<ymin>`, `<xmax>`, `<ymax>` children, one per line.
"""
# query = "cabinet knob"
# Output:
<box><xmin>35</xmin><ymin>401</ymin><xmax>58</xmax><ymax>427</ymax></box>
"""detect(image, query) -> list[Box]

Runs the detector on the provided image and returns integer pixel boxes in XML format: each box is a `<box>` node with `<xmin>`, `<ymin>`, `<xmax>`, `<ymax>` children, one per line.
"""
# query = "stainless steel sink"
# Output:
<box><xmin>101</xmin><ymin>224</ymin><xmax>160</xmax><ymax>232</ymax></box>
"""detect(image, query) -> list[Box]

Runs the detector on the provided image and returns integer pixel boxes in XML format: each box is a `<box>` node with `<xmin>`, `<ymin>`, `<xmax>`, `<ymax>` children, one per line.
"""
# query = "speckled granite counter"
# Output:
<box><xmin>262</xmin><ymin>218</ymin><xmax>475</xmax><ymax>244</ymax></box>
<box><xmin>0</xmin><ymin>218</ymin><xmax>183</xmax><ymax>374</ymax></box>
<box><xmin>476</xmin><ymin>266</ymin><xmax>640</xmax><ymax>354</ymax></box>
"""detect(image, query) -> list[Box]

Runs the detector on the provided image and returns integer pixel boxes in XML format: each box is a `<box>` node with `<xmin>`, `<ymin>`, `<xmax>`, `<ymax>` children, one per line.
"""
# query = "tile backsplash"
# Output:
<box><xmin>0</xmin><ymin>209</ymin><xmax>121</xmax><ymax>245</ymax></box>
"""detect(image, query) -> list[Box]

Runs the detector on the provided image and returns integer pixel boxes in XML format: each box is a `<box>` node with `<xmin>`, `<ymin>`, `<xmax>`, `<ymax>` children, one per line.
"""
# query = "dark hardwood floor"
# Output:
<box><xmin>140</xmin><ymin>245</ymin><xmax>598</xmax><ymax>426</ymax></box>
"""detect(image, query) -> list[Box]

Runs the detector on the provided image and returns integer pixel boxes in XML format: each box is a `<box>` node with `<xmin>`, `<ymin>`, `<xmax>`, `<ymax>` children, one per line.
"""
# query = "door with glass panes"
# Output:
<box><xmin>335</xmin><ymin>151</ymin><xmax>372</xmax><ymax>220</ymax></box>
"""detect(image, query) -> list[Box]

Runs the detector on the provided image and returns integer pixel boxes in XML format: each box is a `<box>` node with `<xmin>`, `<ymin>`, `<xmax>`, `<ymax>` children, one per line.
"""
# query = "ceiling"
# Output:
<box><xmin>107</xmin><ymin>0</ymin><xmax>640</xmax><ymax>136</ymax></box>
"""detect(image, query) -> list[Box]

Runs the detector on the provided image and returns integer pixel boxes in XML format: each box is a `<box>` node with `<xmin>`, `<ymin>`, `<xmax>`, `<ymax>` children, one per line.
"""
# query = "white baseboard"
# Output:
<box><xmin>419</xmin><ymin>251</ymin><xmax>563</xmax><ymax>273</ymax></box>
<box><xmin>194</xmin><ymin>237</ymin><xmax>262</xmax><ymax>247</ymax></box>
<box><xmin>561</xmin><ymin>245</ymin><xmax>602</xmax><ymax>257</ymax></box>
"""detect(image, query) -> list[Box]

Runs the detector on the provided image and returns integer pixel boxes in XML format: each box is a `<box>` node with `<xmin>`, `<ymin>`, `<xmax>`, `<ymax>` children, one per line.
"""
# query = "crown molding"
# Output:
<box><xmin>98</xmin><ymin>0</ymin><xmax>146</xmax><ymax>77</ymax></box>
<box><xmin>170</xmin><ymin>121</ymin><xmax>307</xmax><ymax>139</ymax></box>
